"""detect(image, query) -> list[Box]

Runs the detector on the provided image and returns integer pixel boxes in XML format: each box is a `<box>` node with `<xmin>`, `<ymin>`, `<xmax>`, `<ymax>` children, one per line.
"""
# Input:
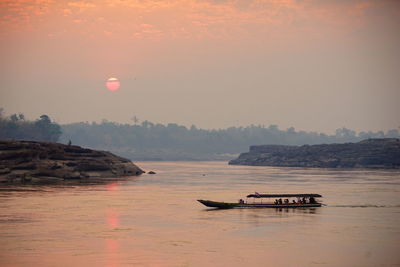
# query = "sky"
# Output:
<box><xmin>1</xmin><ymin>0</ymin><xmax>399</xmax><ymax>134</ymax></box>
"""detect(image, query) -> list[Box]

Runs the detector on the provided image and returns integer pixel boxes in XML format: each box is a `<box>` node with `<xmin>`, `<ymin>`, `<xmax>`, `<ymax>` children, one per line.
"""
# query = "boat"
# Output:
<box><xmin>197</xmin><ymin>193</ymin><xmax>323</xmax><ymax>209</ymax></box>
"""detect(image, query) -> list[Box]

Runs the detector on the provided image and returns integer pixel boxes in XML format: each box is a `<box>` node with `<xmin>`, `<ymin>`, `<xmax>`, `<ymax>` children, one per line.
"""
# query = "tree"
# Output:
<box><xmin>386</xmin><ymin>129</ymin><xmax>399</xmax><ymax>138</ymax></box>
<box><xmin>39</xmin><ymin>114</ymin><xmax>51</xmax><ymax>123</ymax></box>
<box><xmin>131</xmin><ymin>115</ymin><xmax>140</xmax><ymax>125</ymax></box>
<box><xmin>335</xmin><ymin>127</ymin><xmax>356</xmax><ymax>139</ymax></box>
<box><xmin>34</xmin><ymin>114</ymin><xmax>62</xmax><ymax>142</ymax></box>
<box><xmin>0</xmin><ymin>111</ymin><xmax>62</xmax><ymax>142</ymax></box>
<box><xmin>10</xmin><ymin>114</ymin><xmax>19</xmax><ymax>122</ymax></box>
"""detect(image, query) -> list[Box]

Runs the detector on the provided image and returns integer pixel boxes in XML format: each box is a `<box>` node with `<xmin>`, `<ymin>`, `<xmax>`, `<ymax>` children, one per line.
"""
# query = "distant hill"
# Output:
<box><xmin>229</xmin><ymin>138</ymin><xmax>400</xmax><ymax>169</ymax></box>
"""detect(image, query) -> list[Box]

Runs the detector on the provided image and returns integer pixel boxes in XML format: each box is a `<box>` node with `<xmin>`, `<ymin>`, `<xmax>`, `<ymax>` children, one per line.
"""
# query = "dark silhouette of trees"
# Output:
<box><xmin>0</xmin><ymin>111</ymin><xmax>62</xmax><ymax>142</ymax></box>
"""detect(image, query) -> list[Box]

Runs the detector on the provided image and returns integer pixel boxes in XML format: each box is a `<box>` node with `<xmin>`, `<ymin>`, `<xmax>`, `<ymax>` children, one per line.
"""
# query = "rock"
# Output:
<box><xmin>0</xmin><ymin>140</ymin><xmax>144</xmax><ymax>183</ymax></box>
<box><xmin>229</xmin><ymin>138</ymin><xmax>400</xmax><ymax>169</ymax></box>
<box><xmin>0</xmin><ymin>168</ymin><xmax>10</xmax><ymax>175</ymax></box>
<box><xmin>148</xmin><ymin>171</ymin><xmax>156</xmax><ymax>174</ymax></box>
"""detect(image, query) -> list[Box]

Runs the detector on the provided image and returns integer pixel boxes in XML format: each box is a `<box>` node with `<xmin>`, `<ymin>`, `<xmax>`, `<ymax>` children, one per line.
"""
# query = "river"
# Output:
<box><xmin>0</xmin><ymin>161</ymin><xmax>399</xmax><ymax>266</ymax></box>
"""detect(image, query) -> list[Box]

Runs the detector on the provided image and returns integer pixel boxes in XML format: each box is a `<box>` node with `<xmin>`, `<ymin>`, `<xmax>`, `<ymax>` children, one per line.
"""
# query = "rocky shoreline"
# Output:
<box><xmin>0</xmin><ymin>140</ymin><xmax>144</xmax><ymax>183</ymax></box>
<box><xmin>229</xmin><ymin>138</ymin><xmax>400</xmax><ymax>169</ymax></box>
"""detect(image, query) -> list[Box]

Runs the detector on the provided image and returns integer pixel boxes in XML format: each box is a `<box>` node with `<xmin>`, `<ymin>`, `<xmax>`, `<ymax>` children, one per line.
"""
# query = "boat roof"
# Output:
<box><xmin>246</xmin><ymin>193</ymin><xmax>322</xmax><ymax>198</ymax></box>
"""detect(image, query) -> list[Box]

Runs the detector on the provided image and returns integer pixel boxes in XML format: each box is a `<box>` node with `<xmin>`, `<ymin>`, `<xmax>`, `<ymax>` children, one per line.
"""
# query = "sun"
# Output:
<box><xmin>106</xmin><ymin>77</ymin><xmax>120</xmax><ymax>91</ymax></box>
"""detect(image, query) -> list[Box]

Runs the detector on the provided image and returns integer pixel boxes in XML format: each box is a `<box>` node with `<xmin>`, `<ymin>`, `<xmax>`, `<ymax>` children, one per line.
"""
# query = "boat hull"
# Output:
<box><xmin>197</xmin><ymin>199</ymin><xmax>322</xmax><ymax>209</ymax></box>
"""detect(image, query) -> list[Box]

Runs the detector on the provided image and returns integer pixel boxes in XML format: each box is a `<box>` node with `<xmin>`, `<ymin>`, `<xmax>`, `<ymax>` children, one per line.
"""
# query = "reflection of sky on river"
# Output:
<box><xmin>0</xmin><ymin>162</ymin><xmax>399</xmax><ymax>266</ymax></box>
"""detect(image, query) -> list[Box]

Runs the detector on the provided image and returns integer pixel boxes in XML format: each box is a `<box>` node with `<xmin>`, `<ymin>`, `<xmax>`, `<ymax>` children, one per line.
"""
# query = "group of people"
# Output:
<box><xmin>274</xmin><ymin>198</ymin><xmax>289</xmax><ymax>204</ymax></box>
<box><xmin>274</xmin><ymin>197</ymin><xmax>316</xmax><ymax>205</ymax></box>
<box><xmin>238</xmin><ymin>197</ymin><xmax>317</xmax><ymax>205</ymax></box>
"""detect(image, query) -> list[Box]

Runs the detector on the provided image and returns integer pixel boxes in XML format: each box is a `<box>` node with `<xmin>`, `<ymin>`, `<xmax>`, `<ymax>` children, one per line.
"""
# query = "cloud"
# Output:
<box><xmin>0</xmin><ymin>0</ymin><xmax>388</xmax><ymax>42</ymax></box>
<box><xmin>67</xmin><ymin>1</ymin><xmax>96</xmax><ymax>11</ymax></box>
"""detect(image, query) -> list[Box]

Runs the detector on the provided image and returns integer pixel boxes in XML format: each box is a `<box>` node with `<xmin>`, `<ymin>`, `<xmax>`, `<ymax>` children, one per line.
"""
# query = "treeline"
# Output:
<box><xmin>1</xmin><ymin>108</ymin><xmax>398</xmax><ymax>160</ymax></box>
<box><xmin>0</xmin><ymin>109</ymin><xmax>62</xmax><ymax>142</ymax></box>
<box><xmin>60</xmin><ymin>120</ymin><xmax>400</xmax><ymax>160</ymax></box>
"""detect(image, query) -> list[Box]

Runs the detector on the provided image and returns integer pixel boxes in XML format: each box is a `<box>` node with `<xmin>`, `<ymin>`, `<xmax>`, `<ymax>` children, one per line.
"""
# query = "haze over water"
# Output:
<box><xmin>1</xmin><ymin>162</ymin><xmax>399</xmax><ymax>266</ymax></box>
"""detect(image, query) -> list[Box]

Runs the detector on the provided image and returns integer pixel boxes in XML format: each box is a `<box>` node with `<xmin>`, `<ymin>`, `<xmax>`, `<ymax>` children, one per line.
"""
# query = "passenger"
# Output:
<box><xmin>278</xmin><ymin>198</ymin><xmax>283</xmax><ymax>204</ymax></box>
<box><xmin>309</xmin><ymin>197</ymin><xmax>316</xmax><ymax>204</ymax></box>
<box><xmin>275</xmin><ymin>199</ymin><xmax>279</xmax><ymax>205</ymax></box>
<box><xmin>239</xmin><ymin>199</ymin><xmax>244</xmax><ymax>204</ymax></box>
<box><xmin>302</xmin><ymin>197</ymin><xmax>306</xmax><ymax>204</ymax></box>
<box><xmin>284</xmin><ymin>199</ymin><xmax>289</xmax><ymax>204</ymax></box>
<box><xmin>292</xmin><ymin>200</ymin><xmax>296</xmax><ymax>204</ymax></box>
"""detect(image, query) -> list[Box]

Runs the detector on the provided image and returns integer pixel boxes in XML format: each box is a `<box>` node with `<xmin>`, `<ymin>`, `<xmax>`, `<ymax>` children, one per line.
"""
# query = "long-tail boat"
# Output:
<box><xmin>197</xmin><ymin>193</ymin><xmax>322</xmax><ymax>209</ymax></box>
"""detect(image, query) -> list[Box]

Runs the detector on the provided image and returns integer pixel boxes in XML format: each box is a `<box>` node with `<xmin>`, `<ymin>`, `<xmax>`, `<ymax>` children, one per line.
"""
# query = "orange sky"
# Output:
<box><xmin>0</xmin><ymin>0</ymin><xmax>375</xmax><ymax>42</ymax></box>
<box><xmin>1</xmin><ymin>0</ymin><xmax>399</xmax><ymax>132</ymax></box>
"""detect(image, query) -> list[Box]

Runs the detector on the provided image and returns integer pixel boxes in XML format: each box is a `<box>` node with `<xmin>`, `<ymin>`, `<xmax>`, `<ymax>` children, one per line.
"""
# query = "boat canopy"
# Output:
<box><xmin>246</xmin><ymin>193</ymin><xmax>322</xmax><ymax>198</ymax></box>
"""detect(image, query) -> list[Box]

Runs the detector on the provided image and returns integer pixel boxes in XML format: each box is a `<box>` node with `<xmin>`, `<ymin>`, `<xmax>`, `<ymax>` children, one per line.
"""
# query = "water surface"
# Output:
<box><xmin>0</xmin><ymin>162</ymin><xmax>399</xmax><ymax>266</ymax></box>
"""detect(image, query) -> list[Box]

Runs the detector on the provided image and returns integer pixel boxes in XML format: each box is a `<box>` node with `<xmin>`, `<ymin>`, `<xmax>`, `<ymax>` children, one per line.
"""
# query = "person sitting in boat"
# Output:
<box><xmin>302</xmin><ymin>197</ymin><xmax>306</xmax><ymax>204</ymax></box>
<box><xmin>278</xmin><ymin>198</ymin><xmax>283</xmax><ymax>204</ymax></box>
<box><xmin>275</xmin><ymin>199</ymin><xmax>279</xmax><ymax>205</ymax></box>
<box><xmin>284</xmin><ymin>199</ymin><xmax>289</xmax><ymax>204</ymax></box>
<box><xmin>239</xmin><ymin>199</ymin><xmax>245</xmax><ymax>204</ymax></box>
<box><xmin>309</xmin><ymin>197</ymin><xmax>316</xmax><ymax>204</ymax></box>
<box><xmin>292</xmin><ymin>200</ymin><xmax>297</xmax><ymax>204</ymax></box>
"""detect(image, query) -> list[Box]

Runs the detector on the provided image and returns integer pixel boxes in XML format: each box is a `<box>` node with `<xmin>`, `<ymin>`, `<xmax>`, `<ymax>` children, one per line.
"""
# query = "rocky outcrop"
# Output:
<box><xmin>229</xmin><ymin>138</ymin><xmax>400</xmax><ymax>169</ymax></box>
<box><xmin>0</xmin><ymin>140</ymin><xmax>144</xmax><ymax>183</ymax></box>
